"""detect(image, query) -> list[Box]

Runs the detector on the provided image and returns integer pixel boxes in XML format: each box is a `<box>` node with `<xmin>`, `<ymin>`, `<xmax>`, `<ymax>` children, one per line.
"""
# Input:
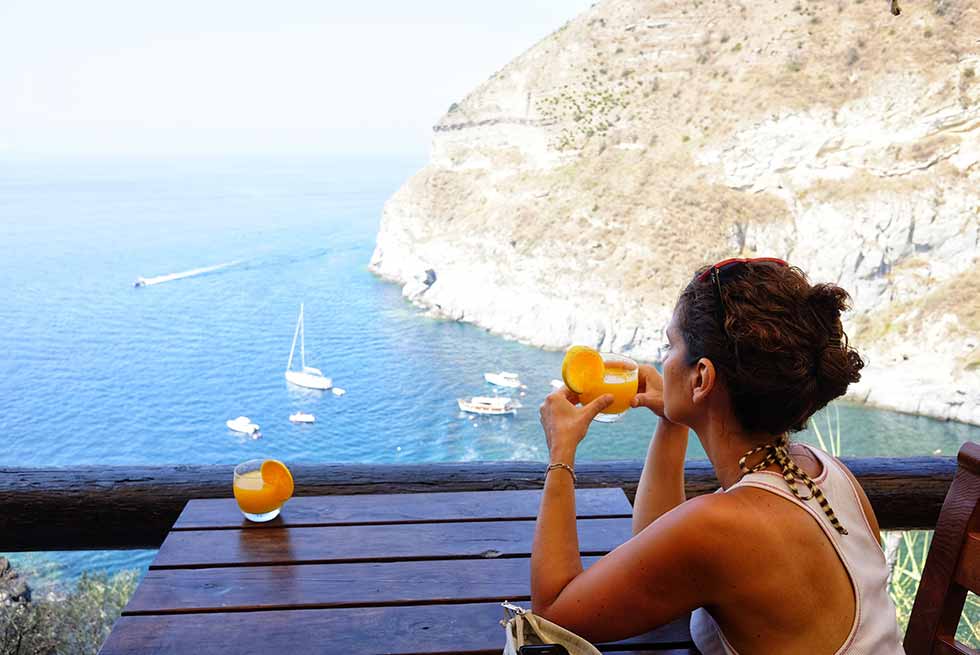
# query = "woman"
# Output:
<box><xmin>533</xmin><ymin>258</ymin><xmax>904</xmax><ymax>654</ymax></box>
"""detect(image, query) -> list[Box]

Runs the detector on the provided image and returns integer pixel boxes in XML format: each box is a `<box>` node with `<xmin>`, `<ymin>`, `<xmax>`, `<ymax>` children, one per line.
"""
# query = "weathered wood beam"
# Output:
<box><xmin>0</xmin><ymin>457</ymin><xmax>954</xmax><ymax>551</ymax></box>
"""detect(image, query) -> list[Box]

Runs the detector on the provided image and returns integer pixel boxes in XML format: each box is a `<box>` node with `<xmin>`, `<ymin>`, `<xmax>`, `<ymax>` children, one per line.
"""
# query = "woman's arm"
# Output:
<box><xmin>632</xmin><ymin>420</ymin><xmax>689</xmax><ymax>535</ymax></box>
<box><xmin>530</xmin><ymin>442</ymin><xmax>583</xmax><ymax>612</ymax></box>
<box><xmin>537</xmin><ymin>493</ymin><xmax>727</xmax><ymax>642</ymax></box>
<box><xmin>531</xmin><ymin>388</ymin><xmax>612</xmax><ymax>613</ymax></box>
<box><xmin>629</xmin><ymin>364</ymin><xmax>690</xmax><ymax>535</ymax></box>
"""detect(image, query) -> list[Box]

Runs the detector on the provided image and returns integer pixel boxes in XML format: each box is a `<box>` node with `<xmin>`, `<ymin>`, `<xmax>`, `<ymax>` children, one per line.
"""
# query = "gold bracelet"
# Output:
<box><xmin>545</xmin><ymin>462</ymin><xmax>576</xmax><ymax>483</ymax></box>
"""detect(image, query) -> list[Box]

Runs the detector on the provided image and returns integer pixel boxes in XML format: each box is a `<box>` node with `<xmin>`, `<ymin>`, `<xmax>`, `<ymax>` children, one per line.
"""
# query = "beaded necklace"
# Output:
<box><xmin>738</xmin><ymin>434</ymin><xmax>848</xmax><ymax>536</ymax></box>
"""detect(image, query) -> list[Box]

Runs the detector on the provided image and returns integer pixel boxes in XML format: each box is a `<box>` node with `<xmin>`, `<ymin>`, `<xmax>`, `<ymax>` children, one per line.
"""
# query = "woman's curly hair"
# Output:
<box><xmin>675</xmin><ymin>262</ymin><xmax>865</xmax><ymax>435</ymax></box>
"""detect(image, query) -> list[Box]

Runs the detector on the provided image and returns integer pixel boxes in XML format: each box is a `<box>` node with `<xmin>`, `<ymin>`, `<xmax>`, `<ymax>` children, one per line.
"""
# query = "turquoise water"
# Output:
<box><xmin>2</xmin><ymin>156</ymin><xmax>978</xmax><ymax>589</ymax></box>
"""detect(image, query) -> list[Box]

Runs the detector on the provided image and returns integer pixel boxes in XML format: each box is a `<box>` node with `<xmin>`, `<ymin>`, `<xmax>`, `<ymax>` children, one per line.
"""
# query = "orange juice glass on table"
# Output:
<box><xmin>233</xmin><ymin>459</ymin><xmax>294</xmax><ymax>522</ymax></box>
<box><xmin>562</xmin><ymin>347</ymin><xmax>638</xmax><ymax>423</ymax></box>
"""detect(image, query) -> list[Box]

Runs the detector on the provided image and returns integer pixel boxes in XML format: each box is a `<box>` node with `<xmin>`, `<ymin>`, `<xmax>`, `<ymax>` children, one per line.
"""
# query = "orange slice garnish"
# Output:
<box><xmin>261</xmin><ymin>459</ymin><xmax>294</xmax><ymax>502</ymax></box>
<box><xmin>561</xmin><ymin>346</ymin><xmax>604</xmax><ymax>394</ymax></box>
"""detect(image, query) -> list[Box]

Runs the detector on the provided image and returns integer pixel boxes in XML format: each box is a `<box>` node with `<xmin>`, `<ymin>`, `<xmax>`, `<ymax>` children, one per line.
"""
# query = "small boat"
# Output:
<box><xmin>484</xmin><ymin>371</ymin><xmax>523</xmax><ymax>388</ymax></box>
<box><xmin>549</xmin><ymin>379</ymin><xmax>564</xmax><ymax>389</ymax></box>
<box><xmin>133</xmin><ymin>277</ymin><xmax>148</xmax><ymax>288</ymax></box>
<box><xmin>289</xmin><ymin>412</ymin><xmax>316</xmax><ymax>424</ymax></box>
<box><xmin>331</xmin><ymin>387</ymin><xmax>346</xmax><ymax>396</ymax></box>
<box><xmin>226</xmin><ymin>416</ymin><xmax>260</xmax><ymax>436</ymax></box>
<box><xmin>457</xmin><ymin>396</ymin><xmax>521</xmax><ymax>415</ymax></box>
<box><xmin>285</xmin><ymin>304</ymin><xmax>333</xmax><ymax>390</ymax></box>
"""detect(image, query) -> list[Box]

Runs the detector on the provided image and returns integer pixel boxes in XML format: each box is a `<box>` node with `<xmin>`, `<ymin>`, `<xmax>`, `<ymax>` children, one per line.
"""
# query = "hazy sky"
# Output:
<box><xmin>0</xmin><ymin>1</ymin><xmax>595</xmax><ymax>158</ymax></box>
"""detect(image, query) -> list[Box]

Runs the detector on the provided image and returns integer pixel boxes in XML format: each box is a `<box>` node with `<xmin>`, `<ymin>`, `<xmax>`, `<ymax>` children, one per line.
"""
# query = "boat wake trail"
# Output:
<box><xmin>134</xmin><ymin>261</ymin><xmax>242</xmax><ymax>288</ymax></box>
<box><xmin>133</xmin><ymin>247</ymin><xmax>329</xmax><ymax>288</ymax></box>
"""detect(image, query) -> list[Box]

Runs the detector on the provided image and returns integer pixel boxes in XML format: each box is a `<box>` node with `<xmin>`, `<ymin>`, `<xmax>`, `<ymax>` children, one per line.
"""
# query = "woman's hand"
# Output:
<box><xmin>539</xmin><ymin>388</ymin><xmax>613</xmax><ymax>462</ymax></box>
<box><xmin>631</xmin><ymin>364</ymin><xmax>667</xmax><ymax>419</ymax></box>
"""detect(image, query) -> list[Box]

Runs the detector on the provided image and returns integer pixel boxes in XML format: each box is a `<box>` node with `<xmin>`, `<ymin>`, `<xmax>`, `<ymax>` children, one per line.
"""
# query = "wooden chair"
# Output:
<box><xmin>905</xmin><ymin>441</ymin><xmax>980</xmax><ymax>655</ymax></box>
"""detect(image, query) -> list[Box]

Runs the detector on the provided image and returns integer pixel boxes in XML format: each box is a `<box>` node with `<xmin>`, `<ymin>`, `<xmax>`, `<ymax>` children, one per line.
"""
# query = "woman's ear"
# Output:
<box><xmin>691</xmin><ymin>357</ymin><xmax>717</xmax><ymax>405</ymax></box>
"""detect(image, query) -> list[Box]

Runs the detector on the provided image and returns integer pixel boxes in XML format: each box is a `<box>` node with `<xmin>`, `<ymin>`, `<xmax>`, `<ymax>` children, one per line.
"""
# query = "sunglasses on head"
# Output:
<box><xmin>697</xmin><ymin>257</ymin><xmax>789</xmax><ymax>363</ymax></box>
<box><xmin>696</xmin><ymin>257</ymin><xmax>789</xmax><ymax>284</ymax></box>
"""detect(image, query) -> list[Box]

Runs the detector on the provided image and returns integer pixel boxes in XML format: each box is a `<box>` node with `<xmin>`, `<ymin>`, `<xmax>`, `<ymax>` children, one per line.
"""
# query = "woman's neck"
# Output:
<box><xmin>692</xmin><ymin>414</ymin><xmax>782</xmax><ymax>490</ymax></box>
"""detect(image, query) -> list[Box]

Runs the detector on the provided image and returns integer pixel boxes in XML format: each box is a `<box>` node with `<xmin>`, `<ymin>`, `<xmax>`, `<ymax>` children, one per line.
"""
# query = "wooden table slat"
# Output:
<box><xmin>126</xmin><ymin>556</ymin><xmax>605</xmax><ymax>614</ymax></box>
<box><xmin>173</xmin><ymin>488</ymin><xmax>633</xmax><ymax>529</ymax></box>
<box><xmin>101</xmin><ymin>603</ymin><xmax>694</xmax><ymax>655</ymax></box>
<box><xmin>151</xmin><ymin>518</ymin><xmax>633</xmax><ymax>569</ymax></box>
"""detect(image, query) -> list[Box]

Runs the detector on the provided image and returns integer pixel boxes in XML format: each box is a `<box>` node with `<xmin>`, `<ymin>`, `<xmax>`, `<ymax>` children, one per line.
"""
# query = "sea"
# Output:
<box><xmin>2</xmin><ymin>156</ymin><xmax>979</xmax><ymax>592</ymax></box>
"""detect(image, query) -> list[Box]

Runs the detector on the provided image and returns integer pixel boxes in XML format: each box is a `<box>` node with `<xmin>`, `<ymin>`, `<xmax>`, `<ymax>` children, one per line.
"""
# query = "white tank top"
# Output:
<box><xmin>689</xmin><ymin>445</ymin><xmax>905</xmax><ymax>654</ymax></box>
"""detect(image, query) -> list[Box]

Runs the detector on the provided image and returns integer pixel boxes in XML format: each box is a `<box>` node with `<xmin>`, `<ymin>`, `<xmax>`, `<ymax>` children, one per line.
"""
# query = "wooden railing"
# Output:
<box><xmin>0</xmin><ymin>457</ymin><xmax>954</xmax><ymax>551</ymax></box>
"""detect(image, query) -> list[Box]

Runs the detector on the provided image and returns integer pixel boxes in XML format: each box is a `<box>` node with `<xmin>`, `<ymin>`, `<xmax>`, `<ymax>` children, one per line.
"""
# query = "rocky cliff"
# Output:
<box><xmin>370</xmin><ymin>0</ymin><xmax>980</xmax><ymax>425</ymax></box>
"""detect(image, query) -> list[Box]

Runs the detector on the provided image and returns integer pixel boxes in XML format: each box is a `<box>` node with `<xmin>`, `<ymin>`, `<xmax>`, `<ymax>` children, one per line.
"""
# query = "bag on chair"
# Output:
<box><xmin>500</xmin><ymin>601</ymin><xmax>601</xmax><ymax>655</ymax></box>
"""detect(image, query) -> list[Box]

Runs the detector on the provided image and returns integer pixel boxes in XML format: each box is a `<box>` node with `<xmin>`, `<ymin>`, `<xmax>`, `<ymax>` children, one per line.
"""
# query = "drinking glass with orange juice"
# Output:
<box><xmin>233</xmin><ymin>459</ymin><xmax>294</xmax><ymax>522</ymax></box>
<box><xmin>562</xmin><ymin>346</ymin><xmax>638</xmax><ymax>423</ymax></box>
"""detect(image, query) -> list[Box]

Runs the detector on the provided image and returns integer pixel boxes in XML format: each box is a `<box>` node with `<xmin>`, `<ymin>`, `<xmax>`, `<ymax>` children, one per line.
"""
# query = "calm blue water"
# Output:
<box><xmin>2</xmin><ymin>156</ymin><xmax>979</xmax><ymax>590</ymax></box>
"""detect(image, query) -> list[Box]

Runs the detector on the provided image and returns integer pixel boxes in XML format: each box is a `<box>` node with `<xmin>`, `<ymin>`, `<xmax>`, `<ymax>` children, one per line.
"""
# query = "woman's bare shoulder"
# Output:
<box><xmin>664</xmin><ymin>492</ymin><xmax>763</xmax><ymax>559</ymax></box>
<box><xmin>674</xmin><ymin>484</ymin><xmax>781</xmax><ymax>529</ymax></box>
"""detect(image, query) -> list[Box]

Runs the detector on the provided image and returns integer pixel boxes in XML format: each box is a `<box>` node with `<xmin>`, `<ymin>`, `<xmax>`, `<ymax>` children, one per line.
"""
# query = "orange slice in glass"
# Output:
<box><xmin>261</xmin><ymin>459</ymin><xmax>294</xmax><ymax>502</ymax></box>
<box><xmin>561</xmin><ymin>346</ymin><xmax>604</xmax><ymax>394</ymax></box>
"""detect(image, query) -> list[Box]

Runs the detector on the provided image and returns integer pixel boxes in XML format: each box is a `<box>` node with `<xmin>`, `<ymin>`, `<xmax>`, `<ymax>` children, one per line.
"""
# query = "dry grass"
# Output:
<box><xmin>921</xmin><ymin>265</ymin><xmax>980</xmax><ymax>333</ymax></box>
<box><xmin>801</xmin><ymin>169</ymin><xmax>939</xmax><ymax>204</ymax></box>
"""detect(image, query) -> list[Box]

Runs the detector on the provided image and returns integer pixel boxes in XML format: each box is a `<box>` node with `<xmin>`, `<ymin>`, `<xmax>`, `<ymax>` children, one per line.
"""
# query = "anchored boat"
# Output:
<box><xmin>226</xmin><ymin>416</ymin><xmax>260</xmax><ymax>436</ymax></box>
<box><xmin>289</xmin><ymin>412</ymin><xmax>316</xmax><ymax>424</ymax></box>
<box><xmin>285</xmin><ymin>303</ymin><xmax>332</xmax><ymax>390</ymax></box>
<box><xmin>484</xmin><ymin>371</ymin><xmax>524</xmax><ymax>389</ymax></box>
<box><xmin>457</xmin><ymin>396</ymin><xmax>521</xmax><ymax>416</ymax></box>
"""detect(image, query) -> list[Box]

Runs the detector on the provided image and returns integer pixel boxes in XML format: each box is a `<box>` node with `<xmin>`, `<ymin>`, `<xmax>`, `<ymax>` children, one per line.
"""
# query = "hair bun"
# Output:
<box><xmin>808</xmin><ymin>283</ymin><xmax>863</xmax><ymax>395</ymax></box>
<box><xmin>807</xmin><ymin>283</ymin><xmax>852</xmax><ymax>318</ymax></box>
<box><xmin>815</xmin><ymin>342</ymin><xmax>863</xmax><ymax>398</ymax></box>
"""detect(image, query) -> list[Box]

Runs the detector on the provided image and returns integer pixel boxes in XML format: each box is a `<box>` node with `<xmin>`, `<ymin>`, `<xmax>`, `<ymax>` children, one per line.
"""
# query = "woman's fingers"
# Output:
<box><xmin>557</xmin><ymin>385</ymin><xmax>581</xmax><ymax>405</ymax></box>
<box><xmin>631</xmin><ymin>388</ymin><xmax>666</xmax><ymax>418</ymax></box>
<box><xmin>631</xmin><ymin>392</ymin><xmax>652</xmax><ymax>408</ymax></box>
<box><xmin>582</xmin><ymin>394</ymin><xmax>614</xmax><ymax>421</ymax></box>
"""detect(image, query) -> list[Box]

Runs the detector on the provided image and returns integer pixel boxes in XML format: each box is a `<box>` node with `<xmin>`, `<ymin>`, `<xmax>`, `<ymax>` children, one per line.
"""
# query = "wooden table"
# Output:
<box><xmin>99</xmin><ymin>488</ymin><xmax>699</xmax><ymax>654</ymax></box>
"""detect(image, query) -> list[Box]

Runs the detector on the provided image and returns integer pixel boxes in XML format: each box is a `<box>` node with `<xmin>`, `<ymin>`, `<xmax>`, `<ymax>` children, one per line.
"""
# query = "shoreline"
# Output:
<box><xmin>371</xmin><ymin>265</ymin><xmax>980</xmax><ymax>428</ymax></box>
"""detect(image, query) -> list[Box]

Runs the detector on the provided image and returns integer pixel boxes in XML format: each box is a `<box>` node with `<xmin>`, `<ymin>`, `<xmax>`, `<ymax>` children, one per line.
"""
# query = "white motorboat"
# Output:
<box><xmin>331</xmin><ymin>387</ymin><xmax>346</xmax><ymax>396</ymax></box>
<box><xmin>133</xmin><ymin>277</ymin><xmax>148</xmax><ymax>288</ymax></box>
<box><xmin>289</xmin><ymin>412</ymin><xmax>316</xmax><ymax>424</ymax></box>
<box><xmin>226</xmin><ymin>416</ymin><xmax>260</xmax><ymax>436</ymax></box>
<box><xmin>457</xmin><ymin>396</ymin><xmax>521</xmax><ymax>416</ymax></box>
<box><xmin>484</xmin><ymin>371</ymin><xmax>524</xmax><ymax>388</ymax></box>
<box><xmin>550</xmin><ymin>379</ymin><xmax>564</xmax><ymax>389</ymax></box>
<box><xmin>285</xmin><ymin>304</ymin><xmax>332</xmax><ymax>390</ymax></box>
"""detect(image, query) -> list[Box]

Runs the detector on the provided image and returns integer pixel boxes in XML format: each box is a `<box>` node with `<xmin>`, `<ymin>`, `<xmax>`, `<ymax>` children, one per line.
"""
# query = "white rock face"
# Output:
<box><xmin>370</xmin><ymin>0</ymin><xmax>980</xmax><ymax>425</ymax></box>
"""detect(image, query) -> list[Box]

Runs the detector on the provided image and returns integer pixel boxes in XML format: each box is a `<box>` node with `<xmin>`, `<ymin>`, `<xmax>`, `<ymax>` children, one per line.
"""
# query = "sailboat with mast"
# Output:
<box><xmin>285</xmin><ymin>303</ymin><xmax>332</xmax><ymax>390</ymax></box>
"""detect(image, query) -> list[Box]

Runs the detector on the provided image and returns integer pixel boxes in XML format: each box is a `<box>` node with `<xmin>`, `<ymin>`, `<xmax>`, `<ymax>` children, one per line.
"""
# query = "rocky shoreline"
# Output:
<box><xmin>373</xmin><ymin>263</ymin><xmax>980</xmax><ymax>427</ymax></box>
